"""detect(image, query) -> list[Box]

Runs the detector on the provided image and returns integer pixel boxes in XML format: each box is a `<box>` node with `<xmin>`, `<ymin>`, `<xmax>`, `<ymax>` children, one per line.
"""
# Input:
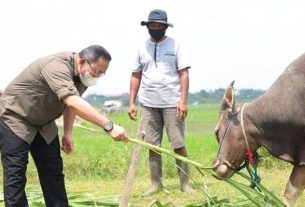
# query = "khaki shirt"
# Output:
<box><xmin>0</xmin><ymin>52</ymin><xmax>87</xmax><ymax>144</ymax></box>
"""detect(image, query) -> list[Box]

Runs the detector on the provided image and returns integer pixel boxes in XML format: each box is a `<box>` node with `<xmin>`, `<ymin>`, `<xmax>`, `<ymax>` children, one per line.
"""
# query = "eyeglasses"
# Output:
<box><xmin>85</xmin><ymin>59</ymin><xmax>106</xmax><ymax>77</ymax></box>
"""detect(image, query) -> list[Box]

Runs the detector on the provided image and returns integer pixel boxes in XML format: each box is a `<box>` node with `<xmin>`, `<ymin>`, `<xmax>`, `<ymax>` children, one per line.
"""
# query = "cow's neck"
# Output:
<box><xmin>242</xmin><ymin>99</ymin><xmax>288</xmax><ymax>159</ymax></box>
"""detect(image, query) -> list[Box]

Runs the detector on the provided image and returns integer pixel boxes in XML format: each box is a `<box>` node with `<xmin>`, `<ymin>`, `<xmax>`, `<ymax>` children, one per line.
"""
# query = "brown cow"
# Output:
<box><xmin>213</xmin><ymin>53</ymin><xmax>305</xmax><ymax>207</ymax></box>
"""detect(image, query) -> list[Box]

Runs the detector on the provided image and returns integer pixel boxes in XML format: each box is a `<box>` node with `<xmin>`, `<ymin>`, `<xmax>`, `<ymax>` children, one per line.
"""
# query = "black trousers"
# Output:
<box><xmin>0</xmin><ymin>117</ymin><xmax>68</xmax><ymax>207</ymax></box>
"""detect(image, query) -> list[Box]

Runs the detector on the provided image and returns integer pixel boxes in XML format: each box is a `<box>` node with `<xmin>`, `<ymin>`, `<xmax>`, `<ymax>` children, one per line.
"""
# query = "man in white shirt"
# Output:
<box><xmin>128</xmin><ymin>9</ymin><xmax>195</xmax><ymax>196</ymax></box>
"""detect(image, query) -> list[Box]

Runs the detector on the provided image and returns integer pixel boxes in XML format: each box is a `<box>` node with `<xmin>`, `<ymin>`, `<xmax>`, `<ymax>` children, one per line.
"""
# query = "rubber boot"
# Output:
<box><xmin>176</xmin><ymin>159</ymin><xmax>196</xmax><ymax>193</ymax></box>
<box><xmin>142</xmin><ymin>153</ymin><xmax>163</xmax><ymax>196</ymax></box>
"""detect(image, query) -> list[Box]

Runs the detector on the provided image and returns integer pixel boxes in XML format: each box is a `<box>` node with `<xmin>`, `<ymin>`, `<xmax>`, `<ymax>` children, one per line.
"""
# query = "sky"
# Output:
<box><xmin>1</xmin><ymin>0</ymin><xmax>305</xmax><ymax>96</ymax></box>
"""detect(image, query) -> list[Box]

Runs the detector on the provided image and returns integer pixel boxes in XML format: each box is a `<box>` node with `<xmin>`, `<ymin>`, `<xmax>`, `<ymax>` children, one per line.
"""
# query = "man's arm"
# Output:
<box><xmin>62</xmin><ymin>107</ymin><xmax>76</xmax><ymax>154</ymax></box>
<box><xmin>177</xmin><ymin>68</ymin><xmax>189</xmax><ymax>121</ymax></box>
<box><xmin>128</xmin><ymin>71</ymin><xmax>142</xmax><ymax>120</ymax></box>
<box><xmin>63</xmin><ymin>95</ymin><xmax>128</xmax><ymax>141</ymax></box>
<box><xmin>63</xmin><ymin>107</ymin><xmax>76</xmax><ymax>137</ymax></box>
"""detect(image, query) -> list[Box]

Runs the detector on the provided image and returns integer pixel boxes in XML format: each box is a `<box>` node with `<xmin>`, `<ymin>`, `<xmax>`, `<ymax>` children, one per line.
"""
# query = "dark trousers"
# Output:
<box><xmin>0</xmin><ymin>117</ymin><xmax>68</xmax><ymax>207</ymax></box>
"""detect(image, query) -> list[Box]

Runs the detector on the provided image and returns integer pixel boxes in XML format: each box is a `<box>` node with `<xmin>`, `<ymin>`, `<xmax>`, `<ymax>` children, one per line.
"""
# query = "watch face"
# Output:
<box><xmin>104</xmin><ymin>121</ymin><xmax>113</xmax><ymax>132</ymax></box>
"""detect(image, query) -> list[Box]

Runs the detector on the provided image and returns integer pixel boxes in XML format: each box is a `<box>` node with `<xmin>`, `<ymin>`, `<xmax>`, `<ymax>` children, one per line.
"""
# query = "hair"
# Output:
<box><xmin>79</xmin><ymin>45</ymin><xmax>112</xmax><ymax>63</ymax></box>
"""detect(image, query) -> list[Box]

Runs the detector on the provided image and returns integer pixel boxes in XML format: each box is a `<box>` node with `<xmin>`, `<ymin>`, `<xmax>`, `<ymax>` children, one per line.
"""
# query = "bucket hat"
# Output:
<box><xmin>141</xmin><ymin>9</ymin><xmax>173</xmax><ymax>27</ymax></box>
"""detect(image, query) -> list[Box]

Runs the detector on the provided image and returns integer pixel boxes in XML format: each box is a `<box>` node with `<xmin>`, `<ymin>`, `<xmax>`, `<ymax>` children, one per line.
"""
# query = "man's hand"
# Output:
<box><xmin>108</xmin><ymin>124</ymin><xmax>129</xmax><ymax>142</ymax></box>
<box><xmin>128</xmin><ymin>104</ymin><xmax>137</xmax><ymax>120</ymax></box>
<box><xmin>177</xmin><ymin>102</ymin><xmax>188</xmax><ymax>121</ymax></box>
<box><xmin>61</xmin><ymin>135</ymin><xmax>74</xmax><ymax>154</ymax></box>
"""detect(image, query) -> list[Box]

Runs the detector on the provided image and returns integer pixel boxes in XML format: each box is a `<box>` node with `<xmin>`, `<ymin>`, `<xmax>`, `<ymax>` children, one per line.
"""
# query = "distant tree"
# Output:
<box><xmin>236</xmin><ymin>89</ymin><xmax>265</xmax><ymax>102</ymax></box>
<box><xmin>85</xmin><ymin>93</ymin><xmax>130</xmax><ymax>108</ymax></box>
<box><xmin>188</xmin><ymin>88</ymin><xmax>265</xmax><ymax>105</ymax></box>
<box><xmin>85</xmin><ymin>89</ymin><xmax>265</xmax><ymax>107</ymax></box>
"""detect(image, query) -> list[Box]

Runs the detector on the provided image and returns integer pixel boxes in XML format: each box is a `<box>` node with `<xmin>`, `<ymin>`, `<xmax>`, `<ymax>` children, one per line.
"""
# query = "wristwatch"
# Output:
<box><xmin>103</xmin><ymin>121</ymin><xmax>114</xmax><ymax>133</ymax></box>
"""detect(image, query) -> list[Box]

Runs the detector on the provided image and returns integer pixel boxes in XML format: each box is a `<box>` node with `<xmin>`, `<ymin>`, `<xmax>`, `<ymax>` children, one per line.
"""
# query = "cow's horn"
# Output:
<box><xmin>229</xmin><ymin>80</ymin><xmax>235</xmax><ymax>87</ymax></box>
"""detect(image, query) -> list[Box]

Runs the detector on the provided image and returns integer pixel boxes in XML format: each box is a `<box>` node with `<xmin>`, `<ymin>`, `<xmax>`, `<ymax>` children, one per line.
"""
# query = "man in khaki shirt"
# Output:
<box><xmin>0</xmin><ymin>45</ymin><xmax>128</xmax><ymax>207</ymax></box>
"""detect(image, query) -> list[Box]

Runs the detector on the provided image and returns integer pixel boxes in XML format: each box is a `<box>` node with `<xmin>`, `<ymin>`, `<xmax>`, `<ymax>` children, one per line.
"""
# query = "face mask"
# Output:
<box><xmin>79</xmin><ymin>70</ymin><xmax>99</xmax><ymax>87</ymax></box>
<box><xmin>148</xmin><ymin>29</ymin><xmax>166</xmax><ymax>41</ymax></box>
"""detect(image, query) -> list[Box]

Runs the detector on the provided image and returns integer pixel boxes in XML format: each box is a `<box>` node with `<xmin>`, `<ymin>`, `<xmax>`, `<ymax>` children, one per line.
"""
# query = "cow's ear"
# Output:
<box><xmin>225</xmin><ymin>81</ymin><xmax>237</xmax><ymax>112</ymax></box>
<box><xmin>220</xmin><ymin>81</ymin><xmax>236</xmax><ymax>111</ymax></box>
<box><xmin>220</xmin><ymin>81</ymin><xmax>234</xmax><ymax>111</ymax></box>
<box><xmin>225</xmin><ymin>86</ymin><xmax>235</xmax><ymax>108</ymax></box>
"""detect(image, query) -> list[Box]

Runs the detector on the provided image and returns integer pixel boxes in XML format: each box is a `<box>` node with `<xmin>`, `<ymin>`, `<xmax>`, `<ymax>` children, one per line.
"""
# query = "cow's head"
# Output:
<box><xmin>213</xmin><ymin>81</ymin><xmax>247</xmax><ymax>179</ymax></box>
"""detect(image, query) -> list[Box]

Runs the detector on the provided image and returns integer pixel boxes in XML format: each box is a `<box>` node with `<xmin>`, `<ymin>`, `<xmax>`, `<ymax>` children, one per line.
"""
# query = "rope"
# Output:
<box><xmin>240</xmin><ymin>103</ymin><xmax>261</xmax><ymax>188</ymax></box>
<box><xmin>241</xmin><ymin>103</ymin><xmax>254</xmax><ymax>166</ymax></box>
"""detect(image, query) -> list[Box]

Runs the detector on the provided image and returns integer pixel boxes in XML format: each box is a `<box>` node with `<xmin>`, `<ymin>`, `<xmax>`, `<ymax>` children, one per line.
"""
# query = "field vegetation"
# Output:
<box><xmin>0</xmin><ymin>105</ymin><xmax>304</xmax><ymax>206</ymax></box>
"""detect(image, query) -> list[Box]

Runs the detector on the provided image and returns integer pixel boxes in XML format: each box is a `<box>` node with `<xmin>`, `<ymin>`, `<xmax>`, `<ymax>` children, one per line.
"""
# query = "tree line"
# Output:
<box><xmin>85</xmin><ymin>88</ymin><xmax>266</xmax><ymax>107</ymax></box>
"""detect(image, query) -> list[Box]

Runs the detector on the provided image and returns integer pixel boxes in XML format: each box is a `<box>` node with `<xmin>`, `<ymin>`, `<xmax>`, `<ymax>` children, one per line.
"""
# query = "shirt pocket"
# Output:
<box><xmin>162</xmin><ymin>54</ymin><xmax>176</xmax><ymax>67</ymax></box>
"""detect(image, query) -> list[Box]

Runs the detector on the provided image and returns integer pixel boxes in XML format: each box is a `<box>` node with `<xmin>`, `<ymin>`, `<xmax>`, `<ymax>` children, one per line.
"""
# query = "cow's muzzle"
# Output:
<box><xmin>213</xmin><ymin>158</ymin><xmax>235</xmax><ymax>179</ymax></box>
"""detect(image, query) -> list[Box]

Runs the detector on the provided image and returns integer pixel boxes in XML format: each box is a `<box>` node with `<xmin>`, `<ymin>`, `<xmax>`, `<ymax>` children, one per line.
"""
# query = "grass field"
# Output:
<box><xmin>1</xmin><ymin>105</ymin><xmax>305</xmax><ymax>206</ymax></box>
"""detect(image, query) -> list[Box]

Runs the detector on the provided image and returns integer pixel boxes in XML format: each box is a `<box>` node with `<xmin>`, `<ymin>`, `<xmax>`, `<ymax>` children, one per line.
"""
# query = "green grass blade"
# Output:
<box><xmin>235</xmin><ymin>172</ymin><xmax>285</xmax><ymax>207</ymax></box>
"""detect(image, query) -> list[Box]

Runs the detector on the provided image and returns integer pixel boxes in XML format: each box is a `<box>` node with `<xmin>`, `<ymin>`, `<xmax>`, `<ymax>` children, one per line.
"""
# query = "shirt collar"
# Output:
<box><xmin>149</xmin><ymin>36</ymin><xmax>168</xmax><ymax>45</ymax></box>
